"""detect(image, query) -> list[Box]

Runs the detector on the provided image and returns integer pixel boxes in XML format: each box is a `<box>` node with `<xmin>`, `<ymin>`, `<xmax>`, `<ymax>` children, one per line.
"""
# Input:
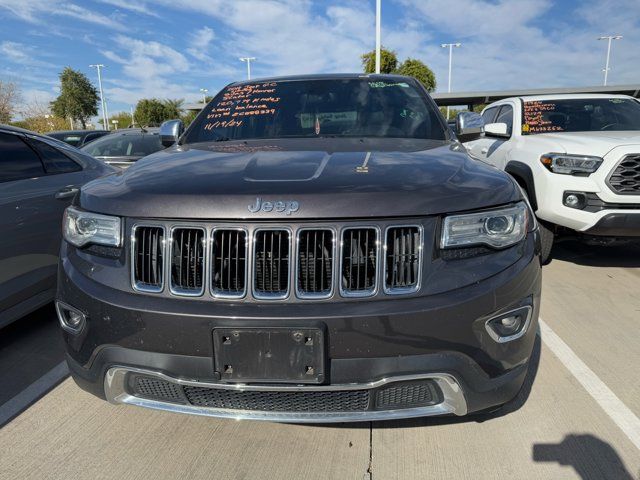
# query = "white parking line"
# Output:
<box><xmin>0</xmin><ymin>360</ymin><xmax>68</xmax><ymax>427</ymax></box>
<box><xmin>539</xmin><ymin>318</ymin><xmax>640</xmax><ymax>451</ymax></box>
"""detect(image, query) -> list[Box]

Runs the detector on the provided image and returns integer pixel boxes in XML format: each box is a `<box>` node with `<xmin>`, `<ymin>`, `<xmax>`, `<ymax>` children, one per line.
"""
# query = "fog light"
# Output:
<box><xmin>55</xmin><ymin>301</ymin><xmax>86</xmax><ymax>334</ymax></box>
<box><xmin>562</xmin><ymin>192</ymin><xmax>587</xmax><ymax>209</ymax></box>
<box><xmin>485</xmin><ymin>306</ymin><xmax>532</xmax><ymax>343</ymax></box>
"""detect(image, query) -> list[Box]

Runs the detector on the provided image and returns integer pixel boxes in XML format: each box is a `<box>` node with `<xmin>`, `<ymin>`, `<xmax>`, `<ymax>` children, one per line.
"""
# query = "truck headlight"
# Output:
<box><xmin>441</xmin><ymin>202</ymin><xmax>528</xmax><ymax>249</ymax></box>
<box><xmin>540</xmin><ymin>153</ymin><xmax>603</xmax><ymax>175</ymax></box>
<box><xmin>63</xmin><ymin>206</ymin><xmax>122</xmax><ymax>247</ymax></box>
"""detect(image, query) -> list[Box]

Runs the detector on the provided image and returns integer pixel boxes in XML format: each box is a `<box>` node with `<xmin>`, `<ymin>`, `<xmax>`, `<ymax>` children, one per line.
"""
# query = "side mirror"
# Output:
<box><xmin>484</xmin><ymin>122</ymin><xmax>510</xmax><ymax>138</ymax></box>
<box><xmin>160</xmin><ymin>119</ymin><xmax>185</xmax><ymax>147</ymax></box>
<box><xmin>456</xmin><ymin>111</ymin><xmax>484</xmax><ymax>142</ymax></box>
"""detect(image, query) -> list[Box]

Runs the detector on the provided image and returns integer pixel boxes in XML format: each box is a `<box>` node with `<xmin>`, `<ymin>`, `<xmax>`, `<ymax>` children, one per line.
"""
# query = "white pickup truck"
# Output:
<box><xmin>464</xmin><ymin>94</ymin><xmax>640</xmax><ymax>262</ymax></box>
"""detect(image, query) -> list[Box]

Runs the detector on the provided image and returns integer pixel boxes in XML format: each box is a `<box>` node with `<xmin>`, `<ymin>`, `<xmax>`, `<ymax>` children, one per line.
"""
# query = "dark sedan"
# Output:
<box><xmin>0</xmin><ymin>125</ymin><xmax>115</xmax><ymax>329</ymax></box>
<box><xmin>81</xmin><ymin>128</ymin><xmax>163</xmax><ymax>168</ymax></box>
<box><xmin>48</xmin><ymin>129</ymin><xmax>111</xmax><ymax>148</ymax></box>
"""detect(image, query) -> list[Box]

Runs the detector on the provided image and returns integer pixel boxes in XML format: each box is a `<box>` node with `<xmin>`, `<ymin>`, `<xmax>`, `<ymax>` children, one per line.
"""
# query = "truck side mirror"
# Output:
<box><xmin>456</xmin><ymin>112</ymin><xmax>484</xmax><ymax>143</ymax></box>
<box><xmin>160</xmin><ymin>119</ymin><xmax>185</xmax><ymax>147</ymax></box>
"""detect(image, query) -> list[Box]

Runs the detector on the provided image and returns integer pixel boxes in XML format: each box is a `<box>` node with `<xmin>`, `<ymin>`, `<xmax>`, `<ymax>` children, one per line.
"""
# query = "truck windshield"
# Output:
<box><xmin>522</xmin><ymin>98</ymin><xmax>640</xmax><ymax>135</ymax></box>
<box><xmin>183</xmin><ymin>78</ymin><xmax>447</xmax><ymax>144</ymax></box>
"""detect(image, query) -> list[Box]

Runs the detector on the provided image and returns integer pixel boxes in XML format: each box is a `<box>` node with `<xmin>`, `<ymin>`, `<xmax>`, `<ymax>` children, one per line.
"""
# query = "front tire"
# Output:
<box><xmin>538</xmin><ymin>220</ymin><xmax>554</xmax><ymax>264</ymax></box>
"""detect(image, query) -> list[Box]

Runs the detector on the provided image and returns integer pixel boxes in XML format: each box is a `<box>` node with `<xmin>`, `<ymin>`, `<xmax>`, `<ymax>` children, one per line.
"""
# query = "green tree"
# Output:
<box><xmin>181</xmin><ymin>110</ymin><xmax>199</xmax><ymax>127</ymax></box>
<box><xmin>397</xmin><ymin>58</ymin><xmax>436</xmax><ymax>92</ymax></box>
<box><xmin>162</xmin><ymin>98</ymin><xmax>184</xmax><ymax>119</ymax></box>
<box><xmin>361</xmin><ymin>47</ymin><xmax>398</xmax><ymax>74</ymax></box>
<box><xmin>99</xmin><ymin>111</ymin><xmax>133</xmax><ymax>129</ymax></box>
<box><xmin>134</xmin><ymin>98</ymin><xmax>184</xmax><ymax>127</ymax></box>
<box><xmin>50</xmin><ymin>67</ymin><xmax>99</xmax><ymax>128</ymax></box>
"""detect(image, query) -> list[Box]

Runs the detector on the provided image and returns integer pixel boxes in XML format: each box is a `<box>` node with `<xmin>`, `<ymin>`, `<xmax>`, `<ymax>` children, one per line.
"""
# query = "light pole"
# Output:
<box><xmin>597</xmin><ymin>35</ymin><xmax>622</xmax><ymax>86</ymax></box>
<box><xmin>130</xmin><ymin>106</ymin><xmax>135</xmax><ymax>128</ymax></box>
<box><xmin>200</xmin><ymin>88</ymin><xmax>208</xmax><ymax>103</ymax></box>
<box><xmin>90</xmin><ymin>64</ymin><xmax>109</xmax><ymax>130</ymax></box>
<box><xmin>239</xmin><ymin>57</ymin><xmax>256</xmax><ymax>80</ymax></box>
<box><xmin>441</xmin><ymin>42</ymin><xmax>461</xmax><ymax>120</ymax></box>
<box><xmin>375</xmin><ymin>0</ymin><xmax>381</xmax><ymax>74</ymax></box>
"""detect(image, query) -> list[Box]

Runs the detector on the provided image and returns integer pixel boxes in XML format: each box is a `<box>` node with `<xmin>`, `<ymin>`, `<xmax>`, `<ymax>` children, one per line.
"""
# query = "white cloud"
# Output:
<box><xmin>187</xmin><ymin>26</ymin><xmax>215</xmax><ymax>62</ymax></box>
<box><xmin>0</xmin><ymin>41</ymin><xmax>57</xmax><ymax>68</ymax></box>
<box><xmin>96</xmin><ymin>0</ymin><xmax>160</xmax><ymax>17</ymax></box>
<box><xmin>0</xmin><ymin>0</ymin><xmax>125</xmax><ymax>30</ymax></box>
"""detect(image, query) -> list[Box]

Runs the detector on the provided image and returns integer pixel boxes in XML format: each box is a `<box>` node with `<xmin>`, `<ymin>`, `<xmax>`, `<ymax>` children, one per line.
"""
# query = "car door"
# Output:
<box><xmin>0</xmin><ymin>132</ymin><xmax>90</xmax><ymax>325</ymax></box>
<box><xmin>466</xmin><ymin>104</ymin><xmax>514</xmax><ymax>170</ymax></box>
<box><xmin>464</xmin><ymin>106</ymin><xmax>500</xmax><ymax>161</ymax></box>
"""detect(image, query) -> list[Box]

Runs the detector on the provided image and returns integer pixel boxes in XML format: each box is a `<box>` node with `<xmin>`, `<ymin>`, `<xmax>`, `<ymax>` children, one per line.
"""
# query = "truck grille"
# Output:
<box><xmin>296</xmin><ymin>229</ymin><xmax>334</xmax><ymax>297</ymax></box>
<box><xmin>132</xmin><ymin>226</ymin><xmax>164</xmax><ymax>292</ymax></box>
<box><xmin>341</xmin><ymin>228</ymin><xmax>378</xmax><ymax>296</ymax></box>
<box><xmin>608</xmin><ymin>154</ymin><xmax>640</xmax><ymax>195</ymax></box>
<box><xmin>254</xmin><ymin>229</ymin><xmax>290</xmax><ymax>298</ymax></box>
<box><xmin>385</xmin><ymin>226</ymin><xmax>421</xmax><ymax>293</ymax></box>
<box><xmin>170</xmin><ymin>228</ymin><xmax>205</xmax><ymax>296</ymax></box>
<box><xmin>131</xmin><ymin>223</ymin><xmax>422</xmax><ymax>299</ymax></box>
<box><xmin>211</xmin><ymin>229</ymin><xmax>247</xmax><ymax>298</ymax></box>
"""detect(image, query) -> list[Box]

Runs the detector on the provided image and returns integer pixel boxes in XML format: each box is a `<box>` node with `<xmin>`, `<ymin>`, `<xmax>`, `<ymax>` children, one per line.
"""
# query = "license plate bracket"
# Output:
<box><xmin>212</xmin><ymin>328</ymin><xmax>325</xmax><ymax>383</ymax></box>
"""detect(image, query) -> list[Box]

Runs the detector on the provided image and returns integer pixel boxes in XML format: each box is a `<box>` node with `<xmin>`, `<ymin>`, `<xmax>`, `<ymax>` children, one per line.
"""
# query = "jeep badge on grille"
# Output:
<box><xmin>248</xmin><ymin>197</ymin><xmax>299</xmax><ymax>215</ymax></box>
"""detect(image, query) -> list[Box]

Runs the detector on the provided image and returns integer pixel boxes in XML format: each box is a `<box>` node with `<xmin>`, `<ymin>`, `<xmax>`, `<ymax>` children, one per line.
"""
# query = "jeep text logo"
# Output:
<box><xmin>248</xmin><ymin>197</ymin><xmax>299</xmax><ymax>215</ymax></box>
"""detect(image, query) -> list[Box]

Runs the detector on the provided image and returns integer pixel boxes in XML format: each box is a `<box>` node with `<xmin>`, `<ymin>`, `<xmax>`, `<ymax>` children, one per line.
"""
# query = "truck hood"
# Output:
<box><xmin>528</xmin><ymin>131</ymin><xmax>640</xmax><ymax>157</ymax></box>
<box><xmin>80</xmin><ymin>138</ymin><xmax>519</xmax><ymax>220</ymax></box>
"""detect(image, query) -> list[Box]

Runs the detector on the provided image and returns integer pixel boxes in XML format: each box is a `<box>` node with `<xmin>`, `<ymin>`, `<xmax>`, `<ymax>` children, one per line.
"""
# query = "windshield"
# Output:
<box><xmin>183</xmin><ymin>78</ymin><xmax>447</xmax><ymax>144</ymax></box>
<box><xmin>82</xmin><ymin>133</ymin><xmax>162</xmax><ymax>157</ymax></box>
<box><xmin>522</xmin><ymin>98</ymin><xmax>640</xmax><ymax>135</ymax></box>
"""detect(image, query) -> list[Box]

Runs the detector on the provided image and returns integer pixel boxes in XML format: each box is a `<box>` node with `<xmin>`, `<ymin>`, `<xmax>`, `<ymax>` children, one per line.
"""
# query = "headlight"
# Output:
<box><xmin>441</xmin><ymin>202</ymin><xmax>528</xmax><ymax>249</ymax></box>
<box><xmin>540</xmin><ymin>153</ymin><xmax>603</xmax><ymax>175</ymax></box>
<box><xmin>63</xmin><ymin>206</ymin><xmax>122</xmax><ymax>247</ymax></box>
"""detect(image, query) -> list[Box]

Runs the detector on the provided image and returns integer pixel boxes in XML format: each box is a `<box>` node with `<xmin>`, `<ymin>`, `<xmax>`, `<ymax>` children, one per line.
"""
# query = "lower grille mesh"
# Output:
<box><xmin>183</xmin><ymin>387</ymin><xmax>369</xmax><ymax>412</ymax></box>
<box><xmin>128</xmin><ymin>375</ymin><xmax>443</xmax><ymax>413</ymax></box>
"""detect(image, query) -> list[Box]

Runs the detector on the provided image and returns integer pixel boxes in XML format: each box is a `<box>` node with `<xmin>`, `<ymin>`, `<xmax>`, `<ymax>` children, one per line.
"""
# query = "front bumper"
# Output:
<box><xmin>58</xmin><ymin>235</ymin><xmax>541</xmax><ymax>422</ymax></box>
<box><xmin>582</xmin><ymin>212</ymin><xmax>640</xmax><ymax>236</ymax></box>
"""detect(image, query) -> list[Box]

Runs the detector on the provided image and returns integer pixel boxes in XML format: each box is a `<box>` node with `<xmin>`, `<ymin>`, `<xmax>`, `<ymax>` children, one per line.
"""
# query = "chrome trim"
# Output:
<box><xmin>294</xmin><ymin>227</ymin><xmax>337</xmax><ymax>299</ymax></box>
<box><xmin>104</xmin><ymin>367</ymin><xmax>468</xmax><ymax>423</ymax></box>
<box><xmin>338</xmin><ymin>226</ymin><xmax>381</xmax><ymax>298</ymax></box>
<box><xmin>55</xmin><ymin>300</ymin><xmax>86</xmax><ymax>335</ymax></box>
<box><xmin>252</xmin><ymin>227</ymin><xmax>292</xmax><ymax>300</ymax></box>
<box><xmin>210</xmin><ymin>227</ymin><xmax>249</xmax><ymax>299</ymax></box>
<box><xmin>383</xmin><ymin>224</ymin><xmax>424</xmax><ymax>295</ymax></box>
<box><xmin>484</xmin><ymin>305</ymin><xmax>533</xmax><ymax>343</ymax></box>
<box><xmin>130</xmin><ymin>224</ymin><xmax>166</xmax><ymax>294</ymax></box>
<box><xmin>168</xmin><ymin>226</ymin><xmax>206</xmax><ymax>297</ymax></box>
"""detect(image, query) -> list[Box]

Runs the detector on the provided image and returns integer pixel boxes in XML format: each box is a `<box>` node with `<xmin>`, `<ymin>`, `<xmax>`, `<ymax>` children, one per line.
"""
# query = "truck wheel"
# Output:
<box><xmin>538</xmin><ymin>220</ymin><xmax>554</xmax><ymax>264</ymax></box>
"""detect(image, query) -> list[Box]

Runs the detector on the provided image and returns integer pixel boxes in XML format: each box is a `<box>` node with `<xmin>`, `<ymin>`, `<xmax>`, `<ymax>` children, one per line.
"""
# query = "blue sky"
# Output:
<box><xmin>1</xmin><ymin>0</ymin><xmax>639</xmax><ymax>119</ymax></box>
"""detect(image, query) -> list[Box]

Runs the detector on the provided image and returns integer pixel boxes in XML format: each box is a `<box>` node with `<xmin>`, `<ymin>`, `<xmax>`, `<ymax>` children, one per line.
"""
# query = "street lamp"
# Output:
<box><xmin>89</xmin><ymin>64</ymin><xmax>109</xmax><ymax>130</ymax></box>
<box><xmin>111</xmin><ymin>119</ymin><xmax>119</xmax><ymax>130</ymax></box>
<box><xmin>441</xmin><ymin>43</ymin><xmax>461</xmax><ymax>119</ymax></box>
<box><xmin>375</xmin><ymin>0</ymin><xmax>381</xmax><ymax>74</ymax></box>
<box><xmin>200</xmin><ymin>88</ymin><xmax>208</xmax><ymax>103</ymax></box>
<box><xmin>239</xmin><ymin>57</ymin><xmax>256</xmax><ymax>80</ymax></box>
<box><xmin>597</xmin><ymin>35</ymin><xmax>622</xmax><ymax>86</ymax></box>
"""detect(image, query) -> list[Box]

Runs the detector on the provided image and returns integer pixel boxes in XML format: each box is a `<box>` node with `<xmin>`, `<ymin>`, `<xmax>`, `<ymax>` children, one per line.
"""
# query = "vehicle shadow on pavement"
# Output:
<box><xmin>533</xmin><ymin>434</ymin><xmax>636</xmax><ymax>480</ymax></box>
<box><xmin>551</xmin><ymin>239</ymin><xmax>640</xmax><ymax>268</ymax></box>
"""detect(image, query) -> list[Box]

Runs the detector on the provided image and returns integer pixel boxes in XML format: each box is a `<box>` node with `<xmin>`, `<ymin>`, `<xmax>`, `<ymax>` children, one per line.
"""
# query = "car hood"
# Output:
<box><xmin>80</xmin><ymin>138</ymin><xmax>519</xmax><ymax>219</ymax></box>
<box><xmin>527</xmin><ymin>131</ymin><xmax>640</xmax><ymax>156</ymax></box>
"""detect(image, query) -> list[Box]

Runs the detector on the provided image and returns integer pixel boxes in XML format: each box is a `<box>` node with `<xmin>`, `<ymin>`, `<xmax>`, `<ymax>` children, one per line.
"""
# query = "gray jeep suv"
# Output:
<box><xmin>57</xmin><ymin>74</ymin><xmax>541</xmax><ymax>422</ymax></box>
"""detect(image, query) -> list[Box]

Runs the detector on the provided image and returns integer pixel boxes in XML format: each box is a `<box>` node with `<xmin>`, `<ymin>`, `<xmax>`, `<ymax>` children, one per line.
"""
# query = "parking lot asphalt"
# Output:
<box><xmin>0</xmin><ymin>240</ymin><xmax>639</xmax><ymax>480</ymax></box>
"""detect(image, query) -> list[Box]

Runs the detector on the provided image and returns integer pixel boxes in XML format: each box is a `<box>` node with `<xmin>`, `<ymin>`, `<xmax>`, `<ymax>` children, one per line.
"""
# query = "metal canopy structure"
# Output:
<box><xmin>431</xmin><ymin>84</ymin><xmax>640</xmax><ymax>109</ymax></box>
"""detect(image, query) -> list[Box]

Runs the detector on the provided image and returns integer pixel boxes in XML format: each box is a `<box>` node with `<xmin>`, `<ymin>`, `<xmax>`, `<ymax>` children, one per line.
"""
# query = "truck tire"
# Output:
<box><xmin>538</xmin><ymin>220</ymin><xmax>554</xmax><ymax>264</ymax></box>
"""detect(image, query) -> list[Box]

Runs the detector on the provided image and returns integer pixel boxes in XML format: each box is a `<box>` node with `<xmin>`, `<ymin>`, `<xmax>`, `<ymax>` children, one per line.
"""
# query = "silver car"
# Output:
<box><xmin>0</xmin><ymin>125</ymin><xmax>115</xmax><ymax>328</ymax></box>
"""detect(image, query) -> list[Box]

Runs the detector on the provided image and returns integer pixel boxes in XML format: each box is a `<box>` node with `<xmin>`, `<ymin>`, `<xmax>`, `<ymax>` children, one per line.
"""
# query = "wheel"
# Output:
<box><xmin>538</xmin><ymin>219</ymin><xmax>554</xmax><ymax>264</ymax></box>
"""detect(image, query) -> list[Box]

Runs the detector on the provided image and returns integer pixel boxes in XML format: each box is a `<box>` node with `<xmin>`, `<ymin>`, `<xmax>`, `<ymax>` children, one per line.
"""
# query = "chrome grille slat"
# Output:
<box><xmin>297</xmin><ymin>229</ymin><xmax>334</xmax><ymax>298</ymax></box>
<box><xmin>254</xmin><ymin>229</ymin><xmax>290</xmax><ymax>299</ymax></box>
<box><xmin>132</xmin><ymin>225</ymin><xmax>165</xmax><ymax>293</ymax></box>
<box><xmin>341</xmin><ymin>227</ymin><xmax>378</xmax><ymax>297</ymax></box>
<box><xmin>170</xmin><ymin>227</ymin><xmax>205</xmax><ymax>296</ymax></box>
<box><xmin>384</xmin><ymin>226</ymin><xmax>422</xmax><ymax>294</ymax></box>
<box><xmin>131</xmin><ymin>223</ymin><xmax>423</xmax><ymax>299</ymax></box>
<box><xmin>212</xmin><ymin>229</ymin><xmax>247</xmax><ymax>298</ymax></box>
